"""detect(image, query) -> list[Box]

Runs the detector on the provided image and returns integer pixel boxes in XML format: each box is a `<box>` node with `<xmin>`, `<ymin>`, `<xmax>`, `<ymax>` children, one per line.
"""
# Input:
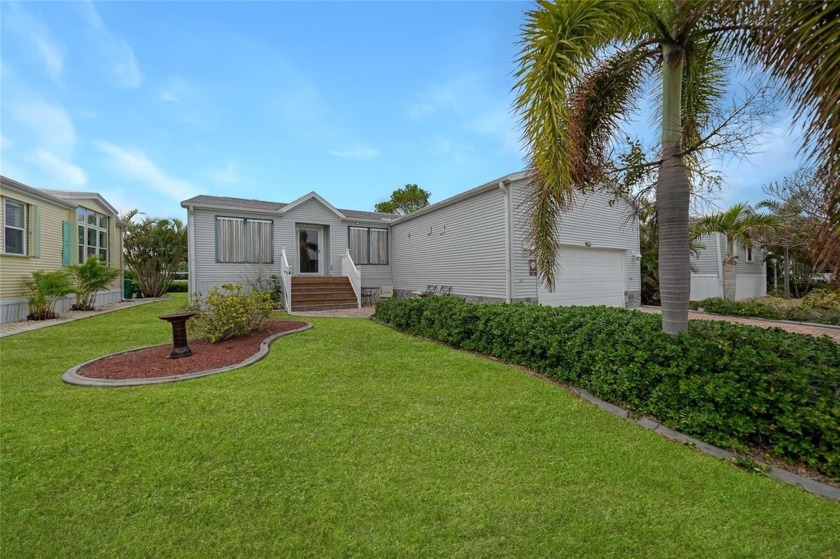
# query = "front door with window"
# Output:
<box><xmin>296</xmin><ymin>225</ymin><xmax>323</xmax><ymax>275</ymax></box>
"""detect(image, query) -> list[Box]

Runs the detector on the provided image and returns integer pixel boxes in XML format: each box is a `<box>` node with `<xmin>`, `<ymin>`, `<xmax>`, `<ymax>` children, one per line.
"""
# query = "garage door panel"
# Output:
<box><xmin>538</xmin><ymin>247</ymin><xmax>626</xmax><ymax>307</ymax></box>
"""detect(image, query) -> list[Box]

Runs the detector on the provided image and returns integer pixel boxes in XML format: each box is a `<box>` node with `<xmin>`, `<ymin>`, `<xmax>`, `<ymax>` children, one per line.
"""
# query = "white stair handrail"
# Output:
<box><xmin>280</xmin><ymin>247</ymin><xmax>292</xmax><ymax>311</ymax></box>
<box><xmin>341</xmin><ymin>249</ymin><xmax>362</xmax><ymax>308</ymax></box>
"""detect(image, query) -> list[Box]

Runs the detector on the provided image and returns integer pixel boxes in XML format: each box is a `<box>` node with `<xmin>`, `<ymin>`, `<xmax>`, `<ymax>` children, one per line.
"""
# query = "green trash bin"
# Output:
<box><xmin>123</xmin><ymin>277</ymin><xmax>133</xmax><ymax>300</ymax></box>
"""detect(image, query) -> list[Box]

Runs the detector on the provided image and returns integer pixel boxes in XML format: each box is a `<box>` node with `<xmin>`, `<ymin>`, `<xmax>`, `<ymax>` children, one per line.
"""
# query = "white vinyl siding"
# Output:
<box><xmin>511</xmin><ymin>181</ymin><xmax>641</xmax><ymax>305</ymax></box>
<box><xmin>390</xmin><ymin>187</ymin><xmax>507</xmax><ymax>299</ymax></box>
<box><xmin>216</xmin><ymin>217</ymin><xmax>273</xmax><ymax>264</ymax></box>
<box><xmin>349</xmin><ymin>226</ymin><xmax>388</xmax><ymax>265</ymax></box>
<box><xmin>3</xmin><ymin>198</ymin><xmax>26</xmax><ymax>255</ymax></box>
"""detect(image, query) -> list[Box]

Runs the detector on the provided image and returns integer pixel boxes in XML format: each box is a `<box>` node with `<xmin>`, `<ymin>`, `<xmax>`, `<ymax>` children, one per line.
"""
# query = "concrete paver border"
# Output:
<box><xmin>62</xmin><ymin>322</ymin><xmax>313</xmax><ymax>387</ymax></box>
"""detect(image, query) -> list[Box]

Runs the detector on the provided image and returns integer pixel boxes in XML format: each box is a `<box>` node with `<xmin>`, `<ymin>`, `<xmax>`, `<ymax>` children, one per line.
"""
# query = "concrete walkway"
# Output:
<box><xmin>289</xmin><ymin>306</ymin><xmax>376</xmax><ymax>318</ymax></box>
<box><xmin>0</xmin><ymin>298</ymin><xmax>165</xmax><ymax>339</ymax></box>
<box><xmin>639</xmin><ymin>306</ymin><xmax>840</xmax><ymax>343</ymax></box>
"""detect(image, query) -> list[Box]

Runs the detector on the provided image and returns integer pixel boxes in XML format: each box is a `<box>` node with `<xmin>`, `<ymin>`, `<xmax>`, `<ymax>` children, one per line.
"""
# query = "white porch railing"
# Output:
<box><xmin>341</xmin><ymin>249</ymin><xmax>362</xmax><ymax>308</ymax></box>
<box><xmin>280</xmin><ymin>247</ymin><xmax>292</xmax><ymax>311</ymax></box>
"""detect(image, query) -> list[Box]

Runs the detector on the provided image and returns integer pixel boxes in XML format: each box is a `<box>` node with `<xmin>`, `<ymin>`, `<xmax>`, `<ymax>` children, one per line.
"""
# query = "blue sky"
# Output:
<box><xmin>1</xmin><ymin>1</ymin><xmax>808</xmax><ymax>220</ymax></box>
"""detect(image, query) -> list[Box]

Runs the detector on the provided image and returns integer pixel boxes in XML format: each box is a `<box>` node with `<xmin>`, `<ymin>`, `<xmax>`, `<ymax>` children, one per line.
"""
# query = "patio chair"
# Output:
<box><xmin>413</xmin><ymin>285</ymin><xmax>437</xmax><ymax>298</ymax></box>
<box><xmin>438</xmin><ymin>285</ymin><xmax>452</xmax><ymax>295</ymax></box>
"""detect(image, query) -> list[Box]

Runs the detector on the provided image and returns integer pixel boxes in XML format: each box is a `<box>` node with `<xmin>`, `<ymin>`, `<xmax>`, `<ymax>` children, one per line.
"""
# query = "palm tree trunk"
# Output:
<box><xmin>722</xmin><ymin>258</ymin><xmax>737</xmax><ymax>300</ymax></box>
<box><xmin>657</xmin><ymin>42</ymin><xmax>690</xmax><ymax>335</ymax></box>
<box><xmin>783</xmin><ymin>245</ymin><xmax>791</xmax><ymax>299</ymax></box>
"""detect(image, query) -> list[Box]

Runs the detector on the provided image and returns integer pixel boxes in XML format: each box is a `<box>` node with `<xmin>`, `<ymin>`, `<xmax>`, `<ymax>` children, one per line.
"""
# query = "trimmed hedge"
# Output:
<box><xmin>167</xmin><ymin>280</ymin><xmax>188</xmax><ymax>293</ymax></box>
<box><xmin>374</xmin><ymin>296</ymin><xmax>840</xmax><ymax>479</ymax></box>
<box><xmin>694</xmin><ymin>296</ymin><xmax>840</xmax><ymax>326</ymax></box>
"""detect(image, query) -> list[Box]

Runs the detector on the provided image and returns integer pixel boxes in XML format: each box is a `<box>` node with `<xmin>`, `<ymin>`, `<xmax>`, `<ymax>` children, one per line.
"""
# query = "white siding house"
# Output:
<box><xmin>181</xmin><ymin>171</ymin><xmax>642</xmax><ymax>310</ymax></box>
<box><xmin>690</xmin><ymin>232</ymin><xmax>767</xmax><ymax>300</ymax></box>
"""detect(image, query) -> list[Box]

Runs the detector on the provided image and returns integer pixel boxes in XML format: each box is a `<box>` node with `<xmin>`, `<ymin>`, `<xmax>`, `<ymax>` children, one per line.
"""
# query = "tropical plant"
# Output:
<box><xmin>123</xmin><ymin>210</ymin><xmax>188</xmax><ymax>298</ymax></box>
<box><xmin>185</xmin><ymin>283</ymin><xmax>273</xmax><ymax>343</ymax></box>
<box><xmin>514</xmin><ymin>0</ymin><xmax>840</xmax><ymax>334</ymax></box>
<box><xmin>69</xmin><ymin>255</ymin><xmax>120</xmax><ymax>311</ymax></box>
<box><xmin>24</xmin><ymin>269</ymin><xmax>74</xmax><ymax>320</ymax></box>
<box><xmin>375</xmin><ymin>184</ymin><xmax>431</xmax><ymax>215</ymax></box>
<box><xmin>694</xmin><ymin>203</ymin><xmax>776</xmax><ymax>300</ymax></box>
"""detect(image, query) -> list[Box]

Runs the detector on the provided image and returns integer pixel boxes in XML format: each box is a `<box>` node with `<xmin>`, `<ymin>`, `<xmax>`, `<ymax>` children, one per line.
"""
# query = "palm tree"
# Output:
<box><xmin>514</xmin><ymin>0</ymin><xmax>840</xmax><ymax>334</ymax></box>
<box><xmin>123</xmin><ymin>210</ymin><xmax>188</xmax><ymax>298</ymax></box>
<box><xmin>694</xmin><ymin>203</ymin><xmax>776</xmax><ymax>300</ymax></box>
<box><xmin>69</xmin><ymin>255</ymin><xmax>120</xmax><ymax>310</ymax></box>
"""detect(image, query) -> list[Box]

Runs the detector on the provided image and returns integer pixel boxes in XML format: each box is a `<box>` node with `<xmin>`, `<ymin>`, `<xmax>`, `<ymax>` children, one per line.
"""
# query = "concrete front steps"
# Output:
<box><xmin>291</xmin><ymin>276</ymin><xmax>359</xmax><ymax>311</ymax></box>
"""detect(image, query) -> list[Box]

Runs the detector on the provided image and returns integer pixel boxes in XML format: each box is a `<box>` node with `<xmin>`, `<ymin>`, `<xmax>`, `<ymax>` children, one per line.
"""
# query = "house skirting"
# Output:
<box><xmin>0</xmin><ymin>289</ymin><xmax>122</xmax><ymax>324</ymax></box>
<box><xmin>392</xmin><ymin>289</ymin><xmax>642</xmax><ymax>308</ymax></box>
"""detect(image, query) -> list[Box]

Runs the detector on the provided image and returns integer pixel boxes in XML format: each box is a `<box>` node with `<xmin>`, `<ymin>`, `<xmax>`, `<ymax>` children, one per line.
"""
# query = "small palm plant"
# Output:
<box><xmin>695</xmin><ymin>203</ymin><xmax>776</xmax><ymax>300</ymax></box>
<box><xmin>25</xmin><ymin>270</ymin><xmax>74</xmax><ymax>320</ymax></box>
<box><xmin>69</xmin><ymin>256</ymin><xmax>120</xmax><ymax>311</ymax></box>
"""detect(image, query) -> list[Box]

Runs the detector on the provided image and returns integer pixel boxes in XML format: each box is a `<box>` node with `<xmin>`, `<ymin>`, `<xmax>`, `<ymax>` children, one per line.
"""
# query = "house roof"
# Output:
<box><xmin>180</xmin><ymin>194</ymin><xmax>399</xmax><ymax>223</ymax></box>
<box><xmin>43</xmin><ymin>190</ymin><xmax>120</xmax><ymax>216</ymax></box>
<box><xmin>1</xmin><ymin>176</ymin><xmax>77</xmax><ymax>209</ymax></box>
<box><xmin>179</xmin><ymin>170</ymin><xmax>533</xmax><ymax>225</ymax></box>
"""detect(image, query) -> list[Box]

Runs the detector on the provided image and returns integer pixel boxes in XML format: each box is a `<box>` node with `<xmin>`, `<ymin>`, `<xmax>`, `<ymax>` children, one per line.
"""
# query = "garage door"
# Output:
<box><xmin>538</xmin><ymin>246</ymin><xmax>626</xmax><ymax>307</ymax></box>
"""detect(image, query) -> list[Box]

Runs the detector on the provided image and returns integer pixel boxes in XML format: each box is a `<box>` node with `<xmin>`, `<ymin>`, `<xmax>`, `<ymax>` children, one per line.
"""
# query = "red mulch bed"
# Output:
<box><xmin>79</xmin><ymin>321</ymin><xmax>308</xmax><ymax>380</ymax></box>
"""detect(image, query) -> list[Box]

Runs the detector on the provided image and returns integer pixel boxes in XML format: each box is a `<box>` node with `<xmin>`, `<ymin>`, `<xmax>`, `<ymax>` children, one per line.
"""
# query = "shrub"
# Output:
<box><xmin>698</xmin><ymin>296</ymin><xmax>840</xmax><ymax>325</ymax></box>
<box><xmin>801</xmin><ymin>288</ymin><xmax>840</xmax><ymax>312</ymax></box>
<box><xmin>374</xmin><ymin>297</ymin><xmax>840</xmax><ymax>479</ymax></box>
<box><xmin>25</xmin><ymin>270</ymin><xmax>75</xmax><ymax>320</ymax></box>
<box><xmin>186</xmin><ymin>283</ymin><xmax>273</xmax><ymax>343</ymax></box>
<box><xmin>69</xmin><ymin>256</ymin><xmax>120</xmax><ymax>311</ymax></box>
<box><xmin>167</xmin><ymin>280</ymin><xmax>188</xmax><ymax>293</ymax></box>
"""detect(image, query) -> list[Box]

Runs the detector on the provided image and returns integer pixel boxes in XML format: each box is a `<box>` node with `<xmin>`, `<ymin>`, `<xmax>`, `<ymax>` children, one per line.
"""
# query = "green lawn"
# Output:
<box><xmin>2</xmin><ymin>297</ymin><xmax>839</xmax><ymax>557</ymax></box>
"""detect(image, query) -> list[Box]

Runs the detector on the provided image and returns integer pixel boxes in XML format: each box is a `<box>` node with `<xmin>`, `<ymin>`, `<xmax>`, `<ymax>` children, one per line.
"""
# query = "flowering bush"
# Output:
<box><xmin>186</xmin><ymin>283</ymin><xmax>273</xmax><ymax>343</ymax></box>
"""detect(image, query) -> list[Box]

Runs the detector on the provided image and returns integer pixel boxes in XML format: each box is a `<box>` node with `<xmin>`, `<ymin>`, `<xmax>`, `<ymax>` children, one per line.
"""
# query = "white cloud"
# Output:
<box><xmin>96</xmin><ymin>141</ymin><xmax>198</xmax><ymax>200</ymax></box>
<box><xmin>33</xmin><ymin>35</ymin><xmax>64</xmax><ymax>83</ymax></box>
<box><xmin>407</xmin><ymin>73</ymin><xmax>486</xmax><ymax>119</ymax></box>
<box><xmin>467</xmin><ymin>107</ymin><xmax>522</xmax><ymax>154</ymax></box>
<box><xmin>159</xmin><ymin>75</ymin><xmax>191</xmax><ymax>102</ymax></box>
<box><xmin>3</xmin><ymin>4</ymin><xmax>65</xmax><ymax>82</ymax></box>
<box><xmin>8</xmin><ymin>100</ymin><xmax>77</xmax><ymax>155</ymax></box>
<box><xmin>25</xmin><ymin>150</ymin><xmax>87</xmax><ymax>187</ymax></box>
<box><xmin>328</xmin><ymin>147</ymin><xmax>381</xmax><ymax>160</ymax></box>
<box><xmin>80</xmin><ymin>1</ymin><xmax>143</xmax><ymax>88</ymax></box>
<box><xmin>209</xmin><ymin>162</ymin><xmax>239</xmax><ymax>184</ymax></box>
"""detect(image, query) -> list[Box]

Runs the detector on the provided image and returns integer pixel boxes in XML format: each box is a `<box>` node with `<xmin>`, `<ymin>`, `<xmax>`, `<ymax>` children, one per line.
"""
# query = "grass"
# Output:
<box><xmin>2</xmin><ymin>296</ymin><xmax>839</xmax><ymax>557</ymax></box>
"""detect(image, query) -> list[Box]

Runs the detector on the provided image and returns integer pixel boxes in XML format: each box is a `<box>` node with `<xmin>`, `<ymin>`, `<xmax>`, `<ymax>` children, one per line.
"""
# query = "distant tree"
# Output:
<box><xmin>375</xmin><ymin>184</ymin><xmax>430</xmax><ymax>215</ymax></box>
<box><xmin>694</xmin><ymin>203</ymin><xmax>776</xmax><ymax>300</ymax></box>
<box><xmin>123</xmin><ymin>210</ymin><xmax>188</xmax><ymax>298</ymax></box>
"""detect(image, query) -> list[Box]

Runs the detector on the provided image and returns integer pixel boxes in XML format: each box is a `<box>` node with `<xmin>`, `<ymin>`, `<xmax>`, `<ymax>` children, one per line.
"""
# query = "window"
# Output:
<box><xmin>746</xmin><ymin>247</ymin><xmax>754</xmax><ymax>262</ymax></box>
<box><xmin>77</xmin><ymin>207</ymin><xmax>109</xmax><ymax>264</ymax></box>
<box><xmin>216</xmin><ymin>217</ymin><xmax>273</xmax><ymax>263</ymax></box>
<box><xmin>4</xmin><ymin>198</ymin><xmax>26</xmax><ymax>255</ymax></box>
<box><xmin>348</xmin><ymin>227</ymin><xmax>388</xmax><ymax>264</ymax></box>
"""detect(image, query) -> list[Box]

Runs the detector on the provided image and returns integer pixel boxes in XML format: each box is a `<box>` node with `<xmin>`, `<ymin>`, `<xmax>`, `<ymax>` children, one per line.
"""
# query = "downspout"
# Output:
<box><xmin>187</xmin><ymin>206</ymin><xmax>196</xmax><ymax>297</ymax></box>
<box><xmin>714</xmin><ymin>232</ymin><xmax>723</xmax><ymax>297</ymax></box>
<box><xmin>499</xmin><ymin>181</ymin><xmax>512</xmax><ymax>303</ymax></box>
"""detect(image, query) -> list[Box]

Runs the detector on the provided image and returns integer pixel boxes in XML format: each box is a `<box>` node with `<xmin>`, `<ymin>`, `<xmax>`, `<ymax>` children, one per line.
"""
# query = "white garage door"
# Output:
<box><xmin>538</xmin><ymin>246</ymin><xmax>626</xmax><ymax>307</ymax></box>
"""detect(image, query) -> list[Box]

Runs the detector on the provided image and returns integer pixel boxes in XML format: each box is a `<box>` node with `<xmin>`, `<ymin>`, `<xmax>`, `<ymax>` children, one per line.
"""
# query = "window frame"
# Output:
<box><xmin>745</xmin><ymin>246</ymin><xmax>754</xmax><ymax>263</ymax></box>
<box><xmin>77</xmin><ymin>206</ymin><xmax>110</xmax><ymax>265</ymax></box>
<box><xmin>3</xmin><ymin>197</ymin><xmax>27</xmax><ymax>256</ymax></box>
<box><xmin>215</xmin><ymin>215</ymin><xmax>274</xmax><ymax>264</ymax></box>
<box><xmin>347</xmin><ymin>226</ymin><xmax>389</xmax><ymax>265</ymax></box>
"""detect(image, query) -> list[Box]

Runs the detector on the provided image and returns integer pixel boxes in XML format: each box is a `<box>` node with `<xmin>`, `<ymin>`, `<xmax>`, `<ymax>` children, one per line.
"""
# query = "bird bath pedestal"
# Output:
<box><xmin>159</xmin><ymin>311</ymin><xmax>197</xmax><ymax>359</ymax></box>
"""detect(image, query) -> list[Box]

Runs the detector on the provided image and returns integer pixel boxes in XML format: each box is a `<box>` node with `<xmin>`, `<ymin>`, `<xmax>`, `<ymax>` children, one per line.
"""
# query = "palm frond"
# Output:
<box><xmin>513</xmin><ymin>0</ymin><xmax>651</xmax><ymax>288</ymax></box>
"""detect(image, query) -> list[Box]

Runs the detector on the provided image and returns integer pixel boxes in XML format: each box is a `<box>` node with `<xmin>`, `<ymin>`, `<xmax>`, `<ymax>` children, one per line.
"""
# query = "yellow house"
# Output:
<box><xmin>0</xmin><ymin>176</ymin><xmax>125</xmax><ymax>323</ymax></box>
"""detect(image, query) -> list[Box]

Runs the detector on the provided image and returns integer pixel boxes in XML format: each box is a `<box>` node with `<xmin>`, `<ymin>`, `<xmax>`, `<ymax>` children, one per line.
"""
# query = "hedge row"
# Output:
<box><xmin>374</xmin><ymin>296</ymin><xmax>840</xmax><ymax>479</ymax></box>
<box><xmin>695</xmin><ymin>296</ymin><xmax>840</xmax><ymax>325</ymax></box>
<box><xmin>167</xmin><ymin>280</ymin><xmax>189</xmax><ymax>293</ymax></box>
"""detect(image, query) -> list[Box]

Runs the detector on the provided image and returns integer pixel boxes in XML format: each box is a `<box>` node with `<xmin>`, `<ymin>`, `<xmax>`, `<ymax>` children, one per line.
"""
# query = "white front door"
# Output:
<box><xmin>296</xmin><ymin>225</ymin><xmax>324</xmax><ymax>275</ymax></box>
<box><xmin>538</xmin><ymin>246</ymin><xmax>626</xmax><ymax>307</ymax></box>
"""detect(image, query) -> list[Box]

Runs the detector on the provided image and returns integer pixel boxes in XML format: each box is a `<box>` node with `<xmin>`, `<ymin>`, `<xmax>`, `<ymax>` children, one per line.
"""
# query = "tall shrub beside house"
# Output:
<box><xmin>123</xmin><ymin>210</ymin><xmax>188</xmax><ymax>298</ymax></box>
